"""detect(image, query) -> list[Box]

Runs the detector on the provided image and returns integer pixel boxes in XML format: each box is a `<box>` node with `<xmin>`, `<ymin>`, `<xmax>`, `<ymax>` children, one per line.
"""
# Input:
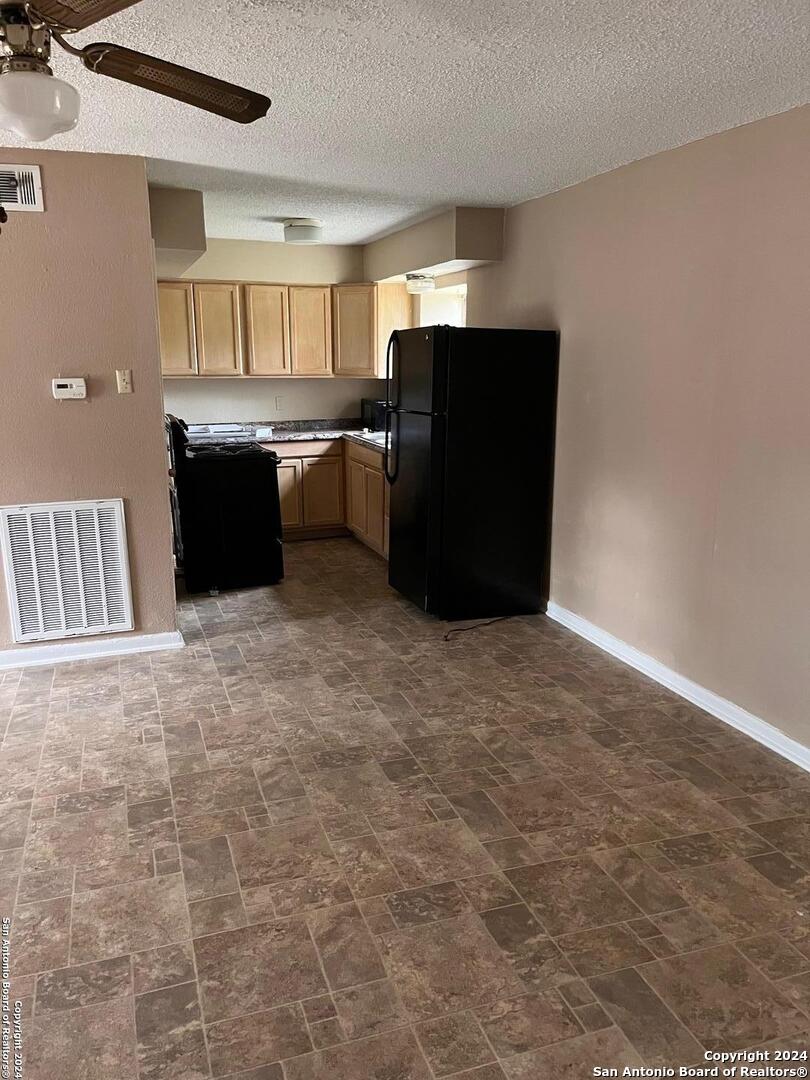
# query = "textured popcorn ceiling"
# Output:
<box><xmin>8</xmin><ymin>0</ymin><xmax>807</xmax><ymax>242</ymax></box>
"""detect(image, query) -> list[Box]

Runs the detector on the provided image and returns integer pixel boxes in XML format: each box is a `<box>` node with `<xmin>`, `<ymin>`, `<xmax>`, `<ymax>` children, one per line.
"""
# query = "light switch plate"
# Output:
<box><xmin>116</xmin><ymin>369</ymin><xmax>133</xmax><ymax>394</ymax></box>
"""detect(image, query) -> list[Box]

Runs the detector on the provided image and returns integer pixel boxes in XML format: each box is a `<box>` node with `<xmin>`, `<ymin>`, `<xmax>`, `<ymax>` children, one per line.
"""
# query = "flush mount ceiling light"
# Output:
<box><xmin>283</xmin><ymin>218</ymin><xmax>323</xmax><ymax>244</ymax></box>
<box><xmin>405</xmin><ymin>273</ymin><xmax>436</xmax><ymax>295</ymax></box>
<box><xmin>0</xmin><ymin>1</ymin><xmax>271</xmax><ymax>143</ymax></box>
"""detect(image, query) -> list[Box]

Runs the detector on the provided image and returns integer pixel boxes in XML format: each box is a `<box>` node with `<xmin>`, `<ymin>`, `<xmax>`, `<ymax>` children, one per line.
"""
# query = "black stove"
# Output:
<box><xmin>166</xmin><ymin>417</ymin><xmax>284</xmax><ymax>594</ymax></box>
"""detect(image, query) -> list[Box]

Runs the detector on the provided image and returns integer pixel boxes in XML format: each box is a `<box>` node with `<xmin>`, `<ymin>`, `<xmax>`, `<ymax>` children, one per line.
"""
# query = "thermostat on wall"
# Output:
<box><xmin>52</xmin><ymin>378</ymin><xmax>87</xmax><ymax>400</ymax></box>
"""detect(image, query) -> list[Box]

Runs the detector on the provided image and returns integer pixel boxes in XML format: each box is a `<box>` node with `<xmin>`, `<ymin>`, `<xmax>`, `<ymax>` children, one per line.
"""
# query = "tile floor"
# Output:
<box><xmin>2</xmin><ymin>537</ymin><xmax>810</xmax><ymax>1079</ymax></box>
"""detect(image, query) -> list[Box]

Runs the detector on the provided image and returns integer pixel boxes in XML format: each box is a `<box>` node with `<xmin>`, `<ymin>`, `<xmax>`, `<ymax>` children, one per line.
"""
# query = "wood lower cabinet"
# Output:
<box><xmin>269</xmin><ymin>440</ymin><xmax>345</xmax><ymax>537</ymax></box>
<box><xmin>158</xmin><ymin>282</ymin><xmax>196</xmax><ymax>376</ymax></box>
<box><xmin>289</xmin><ymin>286</ymin><xmax>333</xmax><ymax>376</ymax></box>
<box><xmin>364</xmin><ymin>466</ymin><xmax>385</xmax><ymax>551</ymax></box>
<box><xmin>345</xmin><ymin>441</ymin><xmax>388</xmax><ymax>558</ymax></box>
<box><xmin>194</xmin><ymin>282</ymin><xmax>244</xmax><ymax>376</ymax></box>
<box><xmin>384</xmin><ymin>473</ymin><xmax>391</xmax><ymax>558</ymax></box>
<box><xmin>244</xmin><ymin>284</ymin><xmax>290</xmax><ymax>375</ymax></box>
<box><xmin>302</xmin><ymin>456</ymin><xmax>344</xmax><ymax>525</ymax></box>
<box><xmin>276</xmin><ymin>458</ymin><xmax>303</xmax><ymax>528</ymax></box>
<box><xmin>347</xmin><ymin>458</ymin><xmax>367</xmax><ymax>533</ymax></box>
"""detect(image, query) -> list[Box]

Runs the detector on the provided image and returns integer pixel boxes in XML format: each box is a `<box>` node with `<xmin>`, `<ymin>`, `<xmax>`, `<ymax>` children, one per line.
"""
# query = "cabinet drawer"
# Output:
<box><xmin>346</xmin><ymin>440</ymin><xmax>385</xmax><ymax>470</ymax></box>
<box><xmin>270</xmin><ymin>440</ymin><xmax>343</xmax><ymax>459</ymax></box>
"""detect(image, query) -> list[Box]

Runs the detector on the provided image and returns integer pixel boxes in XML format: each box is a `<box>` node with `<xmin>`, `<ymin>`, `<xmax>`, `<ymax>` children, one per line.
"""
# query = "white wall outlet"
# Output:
<box><xmin>116</xmin><ymin>369</ymin><xmax>133</xmax><ymax>394</ymax></box>
<box><xmin>52</xmin><ymin>377</ymin><xmax>86</xmax><ymax>400</ymax></box>
<box><xmin>274</xmin><ymin>395</ymin><xmax>284</xmax><ymax>411</ymax></box>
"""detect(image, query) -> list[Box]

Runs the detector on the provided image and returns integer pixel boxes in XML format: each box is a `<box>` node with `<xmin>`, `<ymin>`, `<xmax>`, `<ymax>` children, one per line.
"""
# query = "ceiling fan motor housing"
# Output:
<box><xmin>0</xmin><ymin>4</ymin><xmax>54</xmax><ymax>75</ymax></box>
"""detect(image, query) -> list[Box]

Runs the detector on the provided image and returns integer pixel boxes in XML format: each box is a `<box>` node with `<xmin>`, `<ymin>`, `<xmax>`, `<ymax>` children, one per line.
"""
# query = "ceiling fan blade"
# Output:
<box><xmin>30</xmin><ymin>1</ymin><xmax>145</xmax><ymax>31</ymax></box>
<box><xmin>81</xmin><ymin>44</ymin><xmax>271</xmax><ymax>124</ymax></box>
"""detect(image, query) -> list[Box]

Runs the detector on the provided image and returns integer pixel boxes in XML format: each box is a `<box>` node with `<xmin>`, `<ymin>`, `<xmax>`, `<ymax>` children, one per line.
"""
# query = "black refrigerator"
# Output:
<box><xmin>384</xmin><ymin>326</ymin><xmax>559</xmax><ymax>621</ymax></box>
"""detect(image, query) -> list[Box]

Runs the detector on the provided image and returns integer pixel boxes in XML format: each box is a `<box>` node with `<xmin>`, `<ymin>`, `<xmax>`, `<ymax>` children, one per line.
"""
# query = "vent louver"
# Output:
<box><xmin>0</xmin><ymin>164</ymin><xmax>44</xmax><ymax>212</ymax></box>
<box><xmin>0</xmin><ymin>500</ymin><xmax>133</xmax><ymax>643</ymax></box>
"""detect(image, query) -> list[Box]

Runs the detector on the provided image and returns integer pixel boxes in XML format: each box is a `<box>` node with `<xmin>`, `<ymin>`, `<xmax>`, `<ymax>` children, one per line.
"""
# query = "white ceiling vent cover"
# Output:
<box><xmin>0</xmin><ymin>499</ymin><xmax>133</xmax><ymax>643</ymax></box>
<box><xmin>0</xmin><ymin>164</ymin><xmax>44</xmax><ymax>212</ymax></box>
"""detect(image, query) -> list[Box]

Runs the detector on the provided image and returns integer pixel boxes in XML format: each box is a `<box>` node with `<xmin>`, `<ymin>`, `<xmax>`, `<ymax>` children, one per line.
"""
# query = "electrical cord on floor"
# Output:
<box><xmin>443</xmin><ymin>616</ymin><xmax>510</xmax><ymax>641</ymax></box>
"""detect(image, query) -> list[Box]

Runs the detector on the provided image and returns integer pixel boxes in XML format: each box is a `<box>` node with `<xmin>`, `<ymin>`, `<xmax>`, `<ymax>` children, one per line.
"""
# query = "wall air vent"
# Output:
<box><xmin>0</xmin><ymin>164</ymin><xmax>44</xmax><ymax>212</ymax></box>
<box><xmin>0</xmin><ymin>499</ymin><xmax>134</xmax><ymax>643</ymax></box>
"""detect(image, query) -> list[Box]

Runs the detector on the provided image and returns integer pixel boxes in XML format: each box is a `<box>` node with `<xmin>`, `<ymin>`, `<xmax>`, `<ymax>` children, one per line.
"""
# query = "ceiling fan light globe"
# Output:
<box><xmin>0</xmin><ymin>70</ymin><xmax>80</xmax><ymax>142</ymax></box>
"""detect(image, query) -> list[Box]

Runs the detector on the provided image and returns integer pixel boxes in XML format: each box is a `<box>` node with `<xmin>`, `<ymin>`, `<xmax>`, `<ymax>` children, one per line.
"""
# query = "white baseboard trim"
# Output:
<box><xmin>546</xmin><ymin>601</ymin><xmax>810</xmax><ymax>775</ymax></box>
<box><xmin>0</xmin><ymin>631</ymin><xmax>185</xmax><ymax>671</ymax></box>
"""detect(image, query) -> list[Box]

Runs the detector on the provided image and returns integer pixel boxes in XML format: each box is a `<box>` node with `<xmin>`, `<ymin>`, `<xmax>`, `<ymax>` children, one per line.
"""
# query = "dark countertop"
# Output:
<box><xmin>184</xmin><ymin>419</ymin><xmax>386</xmax><ymax>453</ymax></box>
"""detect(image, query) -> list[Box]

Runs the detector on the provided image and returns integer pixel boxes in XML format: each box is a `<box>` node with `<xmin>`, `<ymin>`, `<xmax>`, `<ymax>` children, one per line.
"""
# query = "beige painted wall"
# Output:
<box><xmin>163</xmin><ymin>377</ymin><xmax>383</xmax><ymax>425</ymax></box>
<box><xmin>162</xmin><ymin>237</ymin><xmax>364</xmax><ymax>283</ymax></box>
<box><xmin>0</xmin><ymin>148</ymin><xmax>176</xmax><ymax>652</ymax></box>
<box><xmin>467</xmin><ymin>106</ymin><xmax>810</xmax><ymax>743</ymax></box>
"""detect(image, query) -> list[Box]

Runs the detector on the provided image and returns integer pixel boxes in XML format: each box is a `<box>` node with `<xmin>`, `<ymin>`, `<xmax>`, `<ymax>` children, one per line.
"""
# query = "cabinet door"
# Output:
<box><xmin>193</xmin><ymin>283</ymin><xmax>243</xmax><ymax>376</ymax></box>
<box><xmin>158</xmin><ymin>282</ymin><xmax>197</xmax><ymax>375</ymax></box>
<box><xmin>364</xmin><ymin>466</ymin><xmax>385</xmax><ymax>552</ymax></box>
<box><xmin>289</xmin><ymin>286</ymin><xmax>332</xmax><ymax>376</ymax></box>
<box><xmin>277</xmin><ymin>458</ymin><xmax>303</xmax><ymax>528</ymax></box>
<box><xmin>384</xmin><ymin>478</ymin><xmax>390</xmax><ymax>558</ymax></box>
<box><xmin>245</xmin><ymin>285</ymin><xmax>290</xmax><ymax>375</ymax></box>
<box><xmin>333</xmin><ymin>284</ymin><xmax>376</xmax><ymax>378</ymax></box>
<box><xmin>377</xmin><ymin>282</ymin><xmax>413</xmax><ymax>378</ymax></box>
<box><xmin>302</xmin><ymin>456</ymin><xmax>343</xmax><ymax>525</ymax></box>
<box><xmin>346</xmin><ymin>459</ymin><xmax>367</xmax><ymax>534</ymax></box>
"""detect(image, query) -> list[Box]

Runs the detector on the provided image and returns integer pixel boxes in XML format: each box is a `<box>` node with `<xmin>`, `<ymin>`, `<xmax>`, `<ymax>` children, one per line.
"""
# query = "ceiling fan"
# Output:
<box><xmin>0</xmin><ymin>1</ymin><xmax>271</xmax><ymax>141</ymax></box>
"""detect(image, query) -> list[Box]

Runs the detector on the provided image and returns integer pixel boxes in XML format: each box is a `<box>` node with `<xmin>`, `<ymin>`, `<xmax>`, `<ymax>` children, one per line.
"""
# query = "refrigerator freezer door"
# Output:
<box><xmin>387</xmin><ymin>411</ymin><xmax>444</xmax><ymax>611</ymax></box>
<box><xmin>391</xmin><ymin>327</ymin><xmax>443</xmax><ymax>414</ymax></box>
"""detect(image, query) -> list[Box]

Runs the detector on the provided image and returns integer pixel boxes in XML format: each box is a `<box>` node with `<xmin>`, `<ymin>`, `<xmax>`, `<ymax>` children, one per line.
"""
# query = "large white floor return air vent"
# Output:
<box><xmin>0</xmin><ymin>499</ymin><xmax>134</xmax><ymax>643</ymax></box>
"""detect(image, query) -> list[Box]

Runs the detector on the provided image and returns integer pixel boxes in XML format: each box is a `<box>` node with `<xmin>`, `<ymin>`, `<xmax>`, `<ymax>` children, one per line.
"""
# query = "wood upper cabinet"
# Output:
<box><xmin>302</xmin><ymin>456</ymin><xmax>344</xmax><ymax>525</ymax></box>
<box><xmin>289</xmin><ymin>286</ymin><xmax>332</xmax><ymax>376</ymax></box>
<box><xmin>332</xmin><ymin>284</ymin><xmax>377</xmax><ymax>378</ymax></box>
<box><xmin>158</xmin><ymin>279</ymin><xmax>413</xmax><ymax>379</ymax></box>
<box><xmin>333</xmin><ymin>282</ymin><xmax>412</xmax><ymax>379</ymax></box>
<box><xmin>277</xmin><ymin>458</ymin><xmax>303</xmax><ymax>528</ymax></box>
<box><xmin>193</xmin><ymin>282</ymin><xmax>244</xmax><ymax>376</ymax></box>
<box><xmin>376</xmin><ymin>282</ymin><xmax>413</xmax><ymax>377</ymax></box>
<box><xmin>244</xmin><ymin>284</ymin><xmax>290</xmax><ymax>376</ymax></box>
<box><xmin>158</xmin><ymin>282</ymin><xmax>197</xmax><ymax>376</ymax></box>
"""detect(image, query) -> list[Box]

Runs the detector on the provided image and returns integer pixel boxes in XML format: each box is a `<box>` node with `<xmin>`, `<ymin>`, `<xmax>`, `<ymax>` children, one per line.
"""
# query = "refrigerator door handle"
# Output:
<box><xmin>388</xmin><ymin>331</ymin><xmax>402</xmax><ymax>410</ymax></box>
<box><xmin>385</xmin><ymin>332</ymin><xmax>394</xmax><ymax>407</ymax></box>
<box><xmin>384</xmin><ymin>410</ymin><xmax>400</xmax><ymax>485</ymax></box>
